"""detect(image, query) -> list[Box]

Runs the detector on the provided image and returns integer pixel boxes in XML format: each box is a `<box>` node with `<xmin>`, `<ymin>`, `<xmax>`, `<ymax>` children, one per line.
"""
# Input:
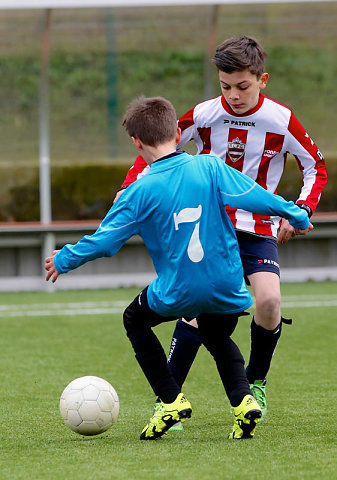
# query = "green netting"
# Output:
<box><xmin>0</xmin><ymin>3</ymin><xmax>336</xmax><ymax>168</ymax></box>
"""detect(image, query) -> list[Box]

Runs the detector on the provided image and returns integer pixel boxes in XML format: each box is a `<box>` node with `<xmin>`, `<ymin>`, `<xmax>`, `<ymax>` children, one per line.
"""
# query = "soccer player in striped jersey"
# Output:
<box><xmin>115</xmin><ymin>37</ymin><xmax>328</xmax><ymax>423</ymax></box>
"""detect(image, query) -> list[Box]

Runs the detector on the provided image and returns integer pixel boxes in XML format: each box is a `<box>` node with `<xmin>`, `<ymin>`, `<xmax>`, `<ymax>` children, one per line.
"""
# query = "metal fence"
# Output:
<box><xmin>0</xmin><ymin>2</ymin><xmax>336</xmax><ymax>169</ymax></box>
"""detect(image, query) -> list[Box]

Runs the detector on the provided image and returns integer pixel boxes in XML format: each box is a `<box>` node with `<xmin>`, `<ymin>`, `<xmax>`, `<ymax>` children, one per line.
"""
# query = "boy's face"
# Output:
<box><xmin>219</xmin><ymin>69</ymin><xmax>268</xmax><ymax>114</ymax></box>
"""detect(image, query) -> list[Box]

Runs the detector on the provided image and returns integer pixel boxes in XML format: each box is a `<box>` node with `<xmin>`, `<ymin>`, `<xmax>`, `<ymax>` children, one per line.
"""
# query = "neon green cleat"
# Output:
<box><xmin>250</xmin><ymin>379</ymin><xmax>267</xmax><ymax>421</ymax></box>
<box><xmin>229</xmin><ymin>394</ymin><xmax>262</xmax><ymax>439</ymax></box>
<box><xmin>153</xmin><ymin>400</ymin><xmax>184</xmax><ymax>432</ymax></box>
<box><xmin>141</xmin><ymin>393</ymin><xmax>192</xmax><ymax>440</ymax></box>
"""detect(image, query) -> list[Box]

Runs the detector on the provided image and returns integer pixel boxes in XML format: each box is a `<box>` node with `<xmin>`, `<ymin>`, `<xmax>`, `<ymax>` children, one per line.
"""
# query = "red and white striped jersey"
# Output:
<box><xmin>121</xmin><ymin>93</ymin><xmax>327</xmax><ymax>237</ymax></box>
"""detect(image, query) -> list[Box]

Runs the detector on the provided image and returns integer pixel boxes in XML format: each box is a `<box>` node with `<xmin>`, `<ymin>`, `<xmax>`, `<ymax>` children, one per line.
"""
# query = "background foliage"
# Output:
<box><xmin>1</xmin><ymin>158</ymin><xmax>335</xmax><ymax>222</ymax></box>
<box><xmin>0</xmin><ymin>3</ymin><xmax>336</xmax><ymax>220</ymax></box>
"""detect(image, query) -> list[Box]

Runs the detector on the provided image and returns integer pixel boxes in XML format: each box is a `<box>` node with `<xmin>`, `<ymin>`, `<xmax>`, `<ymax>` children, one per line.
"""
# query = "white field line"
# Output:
<box><xmin>0</xmin><ymin>300</ymin><xmax>129</xmax><ymax>317</ymax></box>
<box><xmin>0</xmin><ymin>294</ymin><xmax>336</xmax><ymax>318</ymax></box>
<box><xmin>281</xmin><ymin>301</ymin><xmax>337</xmax><ymax>307</ymax></box>
<box><xmin>277</xmin><ymin>294</ymin><xmax>337</xmax><ymax>308</ymax></box>
<box><xmin>0</xmin><ymin>301</ymin><xmax>127</xmax><ymax>311</ymax></box>
<box><xmin>0</xmin><ymin>308</ymin><xmax>125</xmax><ymax>317</ymax></box>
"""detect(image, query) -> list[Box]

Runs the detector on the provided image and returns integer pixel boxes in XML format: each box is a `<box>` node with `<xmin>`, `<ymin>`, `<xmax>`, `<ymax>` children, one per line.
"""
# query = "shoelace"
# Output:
<box><xmin>150</xmin><ymin>403</ymin><xmax>166</xmax><ymax>424</ymax></box>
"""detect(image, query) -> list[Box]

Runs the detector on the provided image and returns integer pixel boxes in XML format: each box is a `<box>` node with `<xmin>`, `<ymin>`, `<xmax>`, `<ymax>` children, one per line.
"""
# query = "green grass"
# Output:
<box><xmin>0</xmin><ymin>283</ymin><xmax>336</xmax><ymax>479</ymax></box>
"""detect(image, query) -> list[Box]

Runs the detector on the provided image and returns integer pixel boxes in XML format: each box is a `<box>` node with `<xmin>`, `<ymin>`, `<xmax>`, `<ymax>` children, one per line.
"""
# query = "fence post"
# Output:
<box><xmin>105</xmin><ymin>9</ymin><xmax>118</xmax><ymax>159</ymax></box>
<box><xmin>39</xmin><ymin>9</ymin><xmax>55</xmax><ymax>291</ymax></box>
<box><xmin>204</xmin><ymin>4</ymin><xmax>219</xmax><ymax>100</ymax></box>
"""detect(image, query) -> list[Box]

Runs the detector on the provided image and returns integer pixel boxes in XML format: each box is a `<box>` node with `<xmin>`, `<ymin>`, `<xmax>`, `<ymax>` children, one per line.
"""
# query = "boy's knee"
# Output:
<box><xmin>123</xmin><ymin>305</ymin><xmax>134</xmax><ymax>333</ymax></box>
<box><xmin>123</xmin><ymin>298</ymin><xmax>144</xmax><ymax>334</ymax></box>
<box><xmin>255</xmin><ymin>291</ymin><xmax>281</xmax><ymax>318</ymax></box>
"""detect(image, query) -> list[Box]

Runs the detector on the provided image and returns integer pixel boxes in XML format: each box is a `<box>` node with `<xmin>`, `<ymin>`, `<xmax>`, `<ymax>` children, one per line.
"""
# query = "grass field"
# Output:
<box><xmin>0</xmin><ymin>282</ymin><xmax>336</xmax><ymax>479</ymax></box>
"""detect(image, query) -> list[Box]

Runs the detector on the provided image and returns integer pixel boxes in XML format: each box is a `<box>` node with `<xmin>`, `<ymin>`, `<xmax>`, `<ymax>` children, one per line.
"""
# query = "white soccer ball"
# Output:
<box><xmin>59</xmin><ymin>376</ymin><xmax>119</xmax><ymax>436</ymax></box>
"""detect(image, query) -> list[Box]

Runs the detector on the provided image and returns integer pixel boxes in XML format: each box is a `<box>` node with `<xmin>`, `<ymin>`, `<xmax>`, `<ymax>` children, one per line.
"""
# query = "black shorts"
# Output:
<box><xmin>235</xmin><ymin>230</ymin><xmax>280</xmax><ymax>282</ymax></box>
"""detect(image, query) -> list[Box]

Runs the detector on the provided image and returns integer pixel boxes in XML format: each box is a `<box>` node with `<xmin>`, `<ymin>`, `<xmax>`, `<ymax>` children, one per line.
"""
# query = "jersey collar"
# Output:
<box><xmin>152</xmin><ymin>150</ymin><xmax>185</xmax><ymax>164</ymax></box>
<box><xmin>150</xmin><ymin>151</ymin><xmax>191</xmax><ymax>173</ymax></box>
<box><xmin>221</xmin><ymin>93</ymin><xmax>264</xmax><ymax>117</ymax></box>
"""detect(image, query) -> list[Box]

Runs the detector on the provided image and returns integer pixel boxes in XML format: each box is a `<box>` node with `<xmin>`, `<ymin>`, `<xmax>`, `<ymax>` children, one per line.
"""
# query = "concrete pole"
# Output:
<box><xmin>39</xmin><ymin>9</ymin><xmax>55</xmax><ymax>291</ymax></box>
<box><xmin>204</xmin><ymin>4</ymin><xmax>220</xmax><ymax>100</ymax></box>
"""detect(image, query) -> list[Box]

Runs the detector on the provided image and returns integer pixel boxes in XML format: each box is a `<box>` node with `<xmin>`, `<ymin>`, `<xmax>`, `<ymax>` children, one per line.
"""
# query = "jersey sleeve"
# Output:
<box><xmin>54</xmin><ymin>199</ymin><xmax>138</xmax><ymax>274</ymax></box>
<box><xmin>121</xmin><ymin>155</ymin><xmax>149</xmax><ymax>188</ymax></box>
<box><xmin>286</xmin><ymin>112</ymin><xmax>328</xmax><ymax>213</ymax></box>
<box><xmin>217</xmin><ymin>160</ymin><xmax>310</xmax><ymax>230</ymax></box>
<box><xmin>177</xmin><ymin>107</ymin><xmax>197</xmax><ymax>147</ymax></box>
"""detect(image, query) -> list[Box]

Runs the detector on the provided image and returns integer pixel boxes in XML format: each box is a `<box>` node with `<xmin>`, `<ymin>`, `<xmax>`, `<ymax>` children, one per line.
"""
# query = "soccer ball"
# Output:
<box><xmin>59</xmin><ymin>376</ymin><xmax>119</xmax><ymax>436</ymax></box>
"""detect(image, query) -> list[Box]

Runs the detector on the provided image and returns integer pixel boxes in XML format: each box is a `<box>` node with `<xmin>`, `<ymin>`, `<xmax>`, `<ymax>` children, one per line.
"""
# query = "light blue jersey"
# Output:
<box><xmin>55</xmin><ymin>152</ymin><xmax>309</xmax><ymax>318</ymax></box>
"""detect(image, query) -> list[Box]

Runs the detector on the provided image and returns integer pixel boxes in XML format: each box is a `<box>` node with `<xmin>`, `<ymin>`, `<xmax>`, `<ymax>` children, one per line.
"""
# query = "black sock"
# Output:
<box><xmin>123</xmin><ymin>293</ymin><xmax>180</xmax><ymax>404</ymax></box>
<box><xmin>197</xmin><ymin>314</ymin><xmax>251</xmax><ymax>407</ymax></box>
<box><xmin>167</xmin><ymin>319</ymin><xmax>202</xmax><ymax>388</ymax></box>
<box><xmin>126</xmin><ymin>319</ymin><xmax>180</xmax><ymax>403</ymax></box>
<box><xmin>246</xmin><ymin>317</ymin><xmax>282</xmax><ymax>384</ymax></box>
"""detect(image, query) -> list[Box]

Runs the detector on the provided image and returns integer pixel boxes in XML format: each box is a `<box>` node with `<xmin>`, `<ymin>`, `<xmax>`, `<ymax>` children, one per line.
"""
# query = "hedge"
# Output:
<box><xmin>1</xmin><ymin>164</ymin><xmax>129</xmax><ymax>222</ymax></box>
<box><xmin>1</xmin><ymin>158</ymin><xmax>335</xmax><ymax>222</ymax></box>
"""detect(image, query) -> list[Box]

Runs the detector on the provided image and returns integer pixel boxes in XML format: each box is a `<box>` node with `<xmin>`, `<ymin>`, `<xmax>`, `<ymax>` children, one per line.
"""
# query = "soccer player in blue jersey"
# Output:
<box><xmin>45</xmin><ymin>96</ymin><xmax>312</xmax><ymax>440</ymax></box>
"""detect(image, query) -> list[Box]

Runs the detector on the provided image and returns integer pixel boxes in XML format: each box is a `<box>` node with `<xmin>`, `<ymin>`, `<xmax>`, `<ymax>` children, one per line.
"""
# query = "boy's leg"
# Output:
<box><xmin>153</xmin><ymin>318</ymin><xmax>201</xmax><ymax>431</ymax></box>
<box><xmin>245</xmin><ymin>272</ymin><xmax>282</xmax><ymax>390</ymax></box>
<box><xmin>236</xmin><ymin>232</ymin><xmax>283</xmax><ymax>419</ymax></box>
<box><xmin>196</xmin><ymin>313</ymin><xmax>250</xmax><ymax>406</ymax></box>
<box><xmin>123</xmin><ymin>288</ymin><xmax>180</xmax><ymax>403</ymax></box>
<box><xmin>123</xmin><ymin>289</ymin><xmax>192</xmax><ymax>440</ymax></box>
<box><xmin>196</xmin><ymin>313</ymin><xmax>261</xmax><ymax>439</ymax></box>
<box><xmin>167</xmin><ymin>318</ymin><xmax>202</xmax><ymax>388</ymax></box>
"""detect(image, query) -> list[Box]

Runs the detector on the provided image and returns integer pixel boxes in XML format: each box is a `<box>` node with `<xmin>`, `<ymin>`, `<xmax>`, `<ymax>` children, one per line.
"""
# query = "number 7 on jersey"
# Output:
<box><xmin>173</xmin><ymin>205</ymin><xmax>204</xmax><ymax>263</ymax></box>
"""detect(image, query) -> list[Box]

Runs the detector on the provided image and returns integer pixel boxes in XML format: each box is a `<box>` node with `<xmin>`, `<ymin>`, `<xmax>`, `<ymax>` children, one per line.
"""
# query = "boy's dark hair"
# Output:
<box><xmin>122</xmin><ymin>96</ymin><xmax>177</xmax><ymax>146</ymax></box>
<box><xmin>212</xmin><ymin>36</ymin><xmax>266</xmax><ymax>77</ymax></box>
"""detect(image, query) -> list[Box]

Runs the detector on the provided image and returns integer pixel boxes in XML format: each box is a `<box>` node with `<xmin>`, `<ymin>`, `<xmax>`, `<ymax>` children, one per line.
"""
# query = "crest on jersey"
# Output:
<box><xmin>227</xmin><ymin>137</ymin><xmax>246</xmax><ymax>162</ymax></box>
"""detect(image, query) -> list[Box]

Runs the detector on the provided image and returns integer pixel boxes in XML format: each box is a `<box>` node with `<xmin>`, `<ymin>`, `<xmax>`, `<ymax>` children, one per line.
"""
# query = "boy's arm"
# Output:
<box><xmin>120</xmin><ymin>155</ymin><xmax>149</xmax><ymax>189</ymax></box>
<box><xmin>177</xmin><ymin>107</ymin><xmax>197</xmax><ymax>147</ymax></box>
<box><xmin>218</xmin><ymin>162</ymin><xmax>311</xmax><ymax>231</ymax></box>
<box><xmin>45</xmin><ymin>201</ymin><xmax>138</xmax><ymax>281</ymax></box>
<box><xmin>113</xmin><ymin>156</ymin><xmax>149</xmax><ymax>203</ymax></box>
<box><xmin>286</xmin><ymin>112</ymin><xmax>328</xmax><ymax>214</ymax></box>
<box><xmin>277</xmin><ymin>113</ymin><xmax>327</xmax><ymax>243</ymax></box>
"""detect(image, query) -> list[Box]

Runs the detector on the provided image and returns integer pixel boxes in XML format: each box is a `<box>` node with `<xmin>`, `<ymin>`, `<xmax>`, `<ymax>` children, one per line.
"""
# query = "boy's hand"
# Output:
<box><xmin>277</xmin><ymin>219</ymin><xmax>314</xmax><ymax>244</ymax></box>
<box><xmin>113</xmin><ymin>189</ymin><xmax>125</xmax><ymax>204</ymax></box>
<box><xmin>293</xmin><ymin>223</ymin><xmax>314</xmax><ymax>236</ymax></box>
<box><xmin>277</xmin><ymin>219</ymin><xmax>295</xmax><ymax>244</ymax></box>
<box><xmin>45</xmin><ymin>250</ymin><xmax>60</xmax><ymax>283</ymax></box>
